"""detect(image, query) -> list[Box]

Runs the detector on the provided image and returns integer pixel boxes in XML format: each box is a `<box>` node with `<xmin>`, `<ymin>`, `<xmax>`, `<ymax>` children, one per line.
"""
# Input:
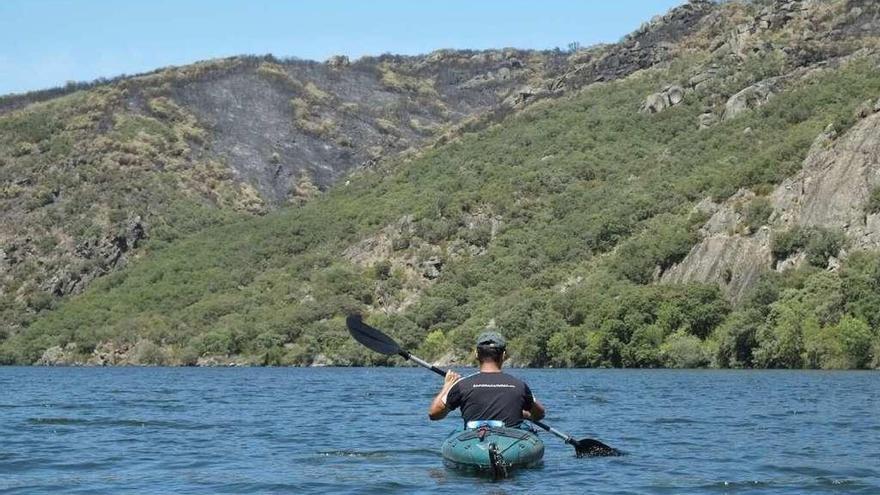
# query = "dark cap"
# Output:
<box><xmin>475</xmin><ymin>331</ymin><xmax>506</xmax><ymax>349</ymax></box>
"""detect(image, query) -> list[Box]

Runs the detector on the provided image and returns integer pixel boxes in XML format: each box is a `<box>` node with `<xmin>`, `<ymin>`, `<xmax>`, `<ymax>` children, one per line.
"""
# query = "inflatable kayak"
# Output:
<box><xmin>441</xmin><ymin>422</ymin><xmax>544</xmax><ymax>477</ymax></box>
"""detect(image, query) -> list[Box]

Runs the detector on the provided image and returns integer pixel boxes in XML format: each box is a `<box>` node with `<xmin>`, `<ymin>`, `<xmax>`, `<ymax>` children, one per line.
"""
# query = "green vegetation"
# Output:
<box><xmin>0</xmin><ymin>84</ymin><xmax>254</xmax><ymax>331</ymax></box>
<box><xmin>866</xmin><ymin>186</ymin><xmax>880</xmax><ymax>215</ymax></box>
<box><xmin>743</xmin><ymin>196</ymin><xmax>773</xmax><ymax>231</ymax></box>
<box><xmin>3</xmin><ymin>54</ymin><xmax>880</xmax><ymax>368</ymax></box>
<box><xmin>771</xmin><ymin>226</ymin><xmax>847</xmax><ymax>267</ymax></box>
<box><xmin>716</xmin><ymin>252</ymin><xmax>880</xmax><ymax>369</ymax></box>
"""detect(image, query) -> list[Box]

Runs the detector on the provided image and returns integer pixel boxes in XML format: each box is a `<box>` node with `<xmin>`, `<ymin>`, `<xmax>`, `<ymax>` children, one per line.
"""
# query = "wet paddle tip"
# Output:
<box><xmin>573</xmin><ymin>439</ymin><xmax>624</xmax><ymax>457</ymax></box>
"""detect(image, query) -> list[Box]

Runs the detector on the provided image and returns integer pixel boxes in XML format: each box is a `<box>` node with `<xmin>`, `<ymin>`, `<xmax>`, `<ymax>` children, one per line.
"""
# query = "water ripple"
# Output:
<box><xmin>0</xmin><ymin>368</ymin><xmax>877</xmax><ymax>494</ymax></box>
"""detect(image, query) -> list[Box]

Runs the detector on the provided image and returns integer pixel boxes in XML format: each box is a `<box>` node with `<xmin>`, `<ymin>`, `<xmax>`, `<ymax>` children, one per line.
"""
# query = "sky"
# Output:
<box><xmin>0</xmin><ymin>0</ymin><xmax>684</xmax><ymax>96</ymax></box>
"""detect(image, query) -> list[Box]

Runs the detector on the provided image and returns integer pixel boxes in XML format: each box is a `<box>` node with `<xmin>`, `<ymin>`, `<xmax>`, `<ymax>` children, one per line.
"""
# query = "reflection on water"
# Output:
<box><xmin>0</xmin><ymin>367</ymin><xmax>878</xmax><ymax>494</ymax></box>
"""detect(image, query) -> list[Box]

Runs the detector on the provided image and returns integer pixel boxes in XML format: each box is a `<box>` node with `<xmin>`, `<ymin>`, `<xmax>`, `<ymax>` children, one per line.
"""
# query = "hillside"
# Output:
<box><xmin>0</xmin><ymin>51</ymin><xmax>566</xmax><ymax>331</ymax></box>
<box><xmin>2</xmin><ymin>0</ymin><xmax>880</xmax><ymax>368</ymax></box>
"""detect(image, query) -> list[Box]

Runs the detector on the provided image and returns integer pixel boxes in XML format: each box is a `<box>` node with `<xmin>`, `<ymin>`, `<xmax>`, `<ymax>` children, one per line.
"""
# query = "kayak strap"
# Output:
<box><xmin>454</xmin><ymin>427</ymin><xmax>533</xmax><ymax>442</ymax></box>
<box><xmin>477</xmin><ymin>426</ymin><xmax>488</xmax><ymax>441</ymax></box>
<box><xmin>488</xmin><ymin>442</ymin><xmax>508</xmax><ymax>480</ymax></box>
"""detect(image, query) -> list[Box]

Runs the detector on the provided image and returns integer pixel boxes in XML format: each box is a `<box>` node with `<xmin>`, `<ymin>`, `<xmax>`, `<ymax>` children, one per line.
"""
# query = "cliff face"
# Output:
<box><xmin>663</xmin><ymin>98</ymin><xmax>880</xmax><ymax>301</ymax></box>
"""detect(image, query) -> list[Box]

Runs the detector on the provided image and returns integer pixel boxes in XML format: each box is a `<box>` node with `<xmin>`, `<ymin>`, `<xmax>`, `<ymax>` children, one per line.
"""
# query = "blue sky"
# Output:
<box><xmin>0</xmin><ymin>0</ymin><xmax>683</xmax><ymax>96</ymax></box>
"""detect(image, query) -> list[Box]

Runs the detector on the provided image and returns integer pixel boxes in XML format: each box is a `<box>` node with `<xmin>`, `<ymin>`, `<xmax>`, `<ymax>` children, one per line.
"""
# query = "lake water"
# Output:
<box><xmin>0</xmin><ymin>367</ymin><xmax>878</xmax><ymax>494</ymax></box>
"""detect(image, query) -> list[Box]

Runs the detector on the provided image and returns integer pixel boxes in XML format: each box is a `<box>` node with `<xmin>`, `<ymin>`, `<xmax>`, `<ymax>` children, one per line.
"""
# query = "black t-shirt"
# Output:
<box><xmin>444</xmin><ymin>372</ymin><xmax>535</xmax><ymax>427</ymax></box>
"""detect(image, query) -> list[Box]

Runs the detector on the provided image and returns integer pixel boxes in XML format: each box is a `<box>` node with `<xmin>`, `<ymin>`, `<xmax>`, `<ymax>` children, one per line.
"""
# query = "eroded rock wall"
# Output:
<box><xmin>663</xmin><ymin>100</ymin><xmax>880</xmax><ymax>301</ymax></box>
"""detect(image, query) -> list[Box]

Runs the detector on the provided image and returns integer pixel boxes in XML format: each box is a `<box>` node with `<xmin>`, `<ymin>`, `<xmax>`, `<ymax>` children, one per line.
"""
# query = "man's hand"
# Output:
<box><xmin>428</xmin><ymin>370</ymin><xmax>461</xmax><ymax>420</ymax></box>
<box><xmin>529</xmin><ymin>399</ymin><xmax>546</xmax><ymax>421</ymax></box>
<box><xmin>444</xmin><ymin>370</ymin><xmax>461</xmax><ymax>386</ymax></box>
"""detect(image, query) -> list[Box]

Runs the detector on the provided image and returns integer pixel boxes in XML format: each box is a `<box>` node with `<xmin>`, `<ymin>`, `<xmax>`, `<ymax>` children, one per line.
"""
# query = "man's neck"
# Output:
<box><xmin>479</xmin><ymin>362</ymin><xmax>502</xmax><ymax>373</ymax></box>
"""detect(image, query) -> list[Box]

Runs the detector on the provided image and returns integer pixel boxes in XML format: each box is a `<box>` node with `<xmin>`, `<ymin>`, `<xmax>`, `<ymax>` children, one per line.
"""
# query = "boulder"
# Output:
<box><xmin>310</xmin><ymin>354</ymin><xmax>334</xmax><ymax>367</ymax></box>
<box><xmin>661</xmin><ymin>228</ymin><xmax>773</xmax><ymax>302</ymax></box>
<box><xmin>325</xmin><ymin>55</ymin><xmax>350</xmax><ymax>69</ymax></box>
<box><xmin>775</xmin><ymin>252</ymin><xmax>806</xmax><ymax>272</ymax></box>
<box><xmin>503</xmin><ymin>85</ymin><xmax>550</xmax><ymax>107</ymax></box>
<box><xmin>693</xmin><ymin>197</ymin><xmax>720</xmax><ymax>217</ymax></box>
<box><xmin>667</xmin><ymin>85</ymin><xmax>685</xmax><ymax>105</ymax></box>
<box><xmin>688</xmin><ymin>69</ymin><xmax>717</xmax><ymax>91</ymax></box>
<box><xmin>37</xmin><ymin>344</ymin><xmax>79</xmax><ymax>366</ymax></box>
<box><xmin>855</xmin><ymin>99</ymin><xmax>875</xmax><ymax>119</ymax></box>
<box><xmin>640</xmin><ymin>85</ymin><xmax>685</xmax><ymax>114</ymax></box>
<box><xmin>641</xmin><ymin>92</ymin><xmax>671</xmax><ymax>114</ymax></box>
<box><xmin>698</xmin><ymin>112</ymin><xmax>718</xmax><ymax>129</ymax></box>
<box><xmin>722</xmin><ymin>78</ymin><xmax>781</xmax><ymax>120</ymax></box>
<box><xmin>421</xmin><ymin>257</ymin><xmax>443</xmax><ymax>279</ymax></box>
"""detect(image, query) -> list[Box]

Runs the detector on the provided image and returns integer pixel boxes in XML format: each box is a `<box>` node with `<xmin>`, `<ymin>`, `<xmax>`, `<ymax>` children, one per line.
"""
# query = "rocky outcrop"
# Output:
<box><xmin>343</xmin><ymin>209</ymin><xmax>499</xmax><ymax>312</ymax></box>
<box><xmin>770</xmin><ymin>111</ymin><xmax>880</xmax><ymax>245</ymax></box>
<box><xmin>754</xmin><ymin>0</ymin><xmax>806</xmax><ymax>31</ymax></box>
<box><xmin>325</xmin><ymin>55</ymin><xmax>350</xmax><ymax>69</ymax></box>
<box><xmin>663</xmin><ymin>101</ymin><xmax>880</xmax><ymax>301</ymax></box>
<box><xmin>698</xmin><ymin>112</ymin><xmax>719</xmax><ymax>129</ymax></box>
<box><xmin>640</xmin><ymin>85</ymin><xmax>686</xmax><ymax>114</ymax></box>
<box><xmin>503</xmin><ymin>85</ymin><xmax>553</xmax><ymax>108</ymax></box>
<box><xmin>720</xmin><ymin>57</ymin><xmax>850</xmax><ymax>121</ymax></box>
<box><xmin>549</xmin><ymin>0</ymin><xmax>715</xmax><ymax>93</ymax></box>
<box><xmin>723</xmin><ymin>77</ymin><xmax>784</xmax><ymax>120</ymax></box>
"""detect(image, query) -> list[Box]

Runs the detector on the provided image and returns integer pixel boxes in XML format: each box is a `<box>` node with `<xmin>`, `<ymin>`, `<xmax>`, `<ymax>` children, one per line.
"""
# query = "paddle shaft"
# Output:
<box><xmin>398</xmin><ymin>350</ymin><xmax>447</xmax><ymax>377</ymax></box>
<box><xmin>530</xmin><ymin>420</ymin><xmax>575</xmax><ymax>444</ymax></box>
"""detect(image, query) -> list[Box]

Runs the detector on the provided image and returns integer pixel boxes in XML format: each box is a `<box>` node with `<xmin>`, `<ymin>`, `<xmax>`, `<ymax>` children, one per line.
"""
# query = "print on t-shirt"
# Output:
<box><xmin>444</xmin><ymin>372</ymin><xmax>535</xmax><ymax>427</ymax></box>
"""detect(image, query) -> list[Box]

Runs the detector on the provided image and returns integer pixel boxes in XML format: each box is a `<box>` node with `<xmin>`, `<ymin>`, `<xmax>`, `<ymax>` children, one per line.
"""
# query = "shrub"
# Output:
<box><xmin>461</xmin><ymin>224</ymin><xmax>492</xmax><ymax>248</ymax></box>
<box><xmin>253</xmin><ymin>331</ymin><xmax>285</xmax><ymax>352</ymax></box>
<box><xmin>610</xmin><ymin>213</ymin><xmax>697</xmax><ymax>284</ymax></box>
<box><xmin>866</xmin><ymin>186</ymin><xmax>880</xmax><ymax>215</ymax></box>
<box><xmin>833</xmin><ymin>316</ymin><xmax>874</xmax><ymax>369</ymax></box>
<box><xmin>661</xmin><ymin>331</ymin><xmax>709</xmax><ymax>368</ymax></box>
<box><xmin>743</xmin><ymin>196</ymin><xmax>773</xmax><ymax>230</ymax></box>
<box><xmin>130</xmin><ymin>340</ymin><xmax>167</xmax><ymax>365</ymax></box>
<box><xmin>712</xmin><ymin>309</ymin><xmax>762</xmax><ymax>368</ymax></box>
<box><xmin>771</xmin><ymin>226</ymin><xmax>810</xmax><ymax>261</ymax></box>
<box><xmin>804</xmin><ymin>228</ymin><xmax>846</xmax><ymax>267</ymax></box>
<box><xmin>771</xmin><ymin>226</ymin><xmax>846</xmax><ymax>267</ymax></box>
<box><xmin>418</xmin><ymin>329</ymin><xmax>451</xmax><ymax>361</ymax></box>
<box><xmin>193</xmin><ymin>330</ymin><xmax>236</xmax><ymax>356</ymax></box>
<box><xmin>547</xmin><ymin>327</ymin><xmax>610</xmax><ymax>368</ymax></box>
<box><xmin>372</xmin><ymin>260</ymin><xmax>392</xmax><ymax>280</ymax></box>
<box><xmin>753</xmin><ymin>298</ymin><xmax>817</xmax><ymax>368</ymax></box>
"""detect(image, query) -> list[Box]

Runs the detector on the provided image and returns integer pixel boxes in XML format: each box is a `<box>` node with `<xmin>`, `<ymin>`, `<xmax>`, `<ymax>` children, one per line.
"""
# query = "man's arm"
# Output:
<box><xmin>428</xmin><ymin>370</ymin><xmax>461</xmax><ymax>420</ymax></box>
<box><xmin>522</xmin><ymin>399</ymin><xmax>546</xmax><ymax>422</ymax></box>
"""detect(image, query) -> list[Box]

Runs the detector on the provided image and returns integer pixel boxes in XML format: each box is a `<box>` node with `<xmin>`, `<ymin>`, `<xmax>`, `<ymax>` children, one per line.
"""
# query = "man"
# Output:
<box><xmin>428</xmin><ymin>331</ymin><xmax>545</xmax><ymax>427</ymax></box>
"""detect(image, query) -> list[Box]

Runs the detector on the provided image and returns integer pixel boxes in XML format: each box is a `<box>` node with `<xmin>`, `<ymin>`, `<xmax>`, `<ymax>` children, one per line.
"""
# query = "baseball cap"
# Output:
<box><xmin>475</xmin><ymin>331</ymin><xmax>506</xmax><ymax>349</ymax></box>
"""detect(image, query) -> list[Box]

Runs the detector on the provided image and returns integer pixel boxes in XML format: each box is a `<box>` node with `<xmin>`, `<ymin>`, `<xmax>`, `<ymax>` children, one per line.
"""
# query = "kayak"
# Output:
<box><xmin>441</xmin><ymin>424</ymin><xmax>544</xmax><ymax>477</ymax></box>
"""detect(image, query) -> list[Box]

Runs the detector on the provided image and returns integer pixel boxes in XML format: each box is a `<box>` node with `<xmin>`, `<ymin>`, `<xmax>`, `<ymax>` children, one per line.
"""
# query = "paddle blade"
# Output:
<box><xmin>346</xmin><ymin>314</ymin><xmax>402</xmax><ymax>356</ymax></box>
<box><xmin>573</xmin><ymin>438</ymin><xmax>622</xmax><ymax>457</ymax></box>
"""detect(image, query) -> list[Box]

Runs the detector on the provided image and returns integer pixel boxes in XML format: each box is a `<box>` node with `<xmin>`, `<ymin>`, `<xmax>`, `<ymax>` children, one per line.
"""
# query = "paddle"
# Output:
<box><xmin>346</xmin><ymin>314</ymin><xmax>621</xmax><ymax>457</ymax></box>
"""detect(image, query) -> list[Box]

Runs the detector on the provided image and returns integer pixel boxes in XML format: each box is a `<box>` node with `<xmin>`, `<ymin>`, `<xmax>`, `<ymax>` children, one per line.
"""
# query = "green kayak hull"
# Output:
<box><xmin>440</xmin><ymin>426</ymin><xmax>544</xmax><ymax>471</ymax></box>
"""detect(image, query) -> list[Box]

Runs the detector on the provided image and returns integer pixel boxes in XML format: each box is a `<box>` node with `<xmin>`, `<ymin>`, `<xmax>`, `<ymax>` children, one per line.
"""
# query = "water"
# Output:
<box><xmin>0</xmin><ymin>367</ymin><xmax>878</xmax><ymax>494</ymax></box>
